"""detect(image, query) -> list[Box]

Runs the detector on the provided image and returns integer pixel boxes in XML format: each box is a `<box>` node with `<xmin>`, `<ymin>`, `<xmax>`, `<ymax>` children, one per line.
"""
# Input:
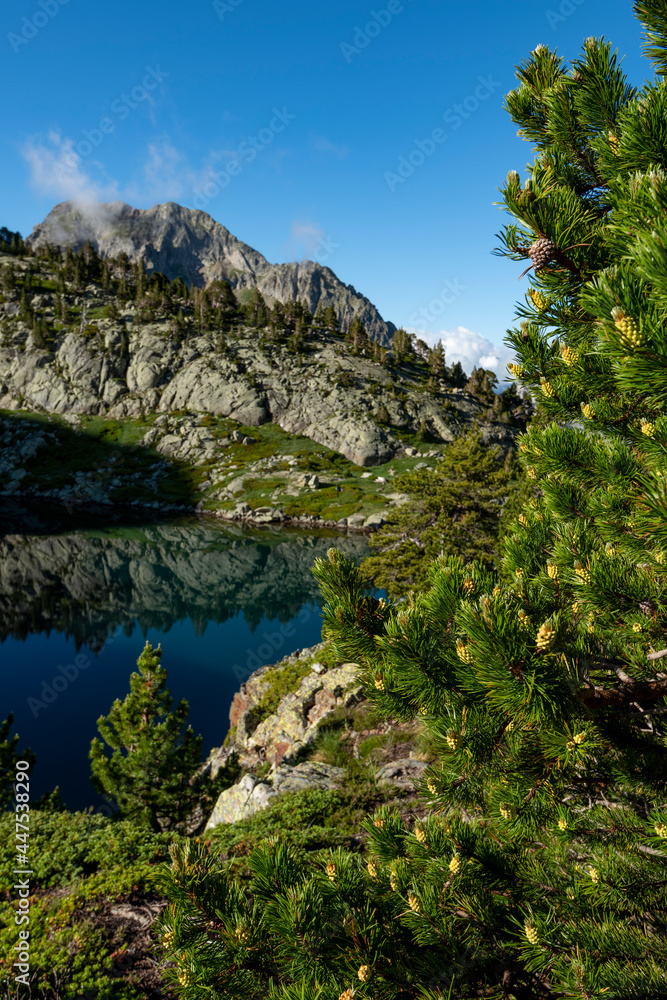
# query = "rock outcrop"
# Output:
<box><xmin>244</xmin><ymin>661</ymin><xmax>364</xmax><ymax>767</ymax></box>
<box><xmin>206</xmin><ymin>762</ymin><xmax>345</xmax><ymax>828</ymax></box>
<box><xmin>204</xmin><ymin>641</ymin><xmax>436</xmax><ymax>829</ymax></box>
<box><xmin>0</xmin><ymin>316</ymin><xmax>511</xmax><ymax>466</ymax></box>
<box><xmin>223</xmin><ymin>642</ymin><xmax>364</xmax><ymax>768</ymax></box>
<box><xmin>28</xmin><ymin>200</ymin><xmax>396</xmax><ymax>345</ymax></box>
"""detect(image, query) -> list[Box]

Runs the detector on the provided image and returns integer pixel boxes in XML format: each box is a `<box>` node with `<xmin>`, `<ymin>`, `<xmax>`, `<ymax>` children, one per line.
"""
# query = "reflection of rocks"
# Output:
<box><xmin>206</xmin><ymin>762</ymin><xmax>345</xmax><ymax>828</ymax></box>
<box><xmin>0</xmin><ymin>522</ymin><xmax>370</xmax><ymax>642</ymax></box>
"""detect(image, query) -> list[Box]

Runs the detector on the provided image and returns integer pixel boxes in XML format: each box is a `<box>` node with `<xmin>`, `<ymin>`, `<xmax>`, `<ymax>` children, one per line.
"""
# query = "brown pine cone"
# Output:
<box><xmin>518</xmin><ymin>237</ymin><xmax>558</xmax><ymax>279</ymax></box>
<box><xmin>530</xmin><ymin>238</ymin><xmax>558</xmax><ymax>270</ymax></box>
<box><xmin>639</xmin><ymin>599</ymin><xmax>657</xmax><ymax>617</ymax></box>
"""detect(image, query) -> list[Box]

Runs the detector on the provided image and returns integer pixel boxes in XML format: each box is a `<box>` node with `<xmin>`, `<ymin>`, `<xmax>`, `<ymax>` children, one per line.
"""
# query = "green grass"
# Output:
<box><xmin>241</xmin><ymin>477</ymin><xmax>286</xmax><ymax>493</ymax></box>
<box><xmin>205</xmin><ymin>780</ymin><xmax>384</xmax><ymax>858</ymax></box>
<box><xmin>251</xmin><ymin>659</ymin><xmax>314</xmax><ymax>727</ymax></box>
<box><xmin>358</xmin><ymin>734</ymin><xmax>388</xmax><ymax>759</ymax></box>
<box><xmin>244</xmin><ymin>645</ymin><xmax>344</xmax><ymax>732</ymax></box>
<box><xmin>0</xmin><ymin>410</ymin><xmax>196</xmax><ymax>506</ymax></box>
<box><xmin>77</xmin><ymin>414</ymin><xmax>156</xmax><ymax>446</ymax></box>
<box><xmin>1</xmin><ymin>392</ymin><xmax>442</xmax><ymax>520</ymax></box>
<box><xmin>283</xmin><ymin>486</ymin><xmax>365</xmax><ymax>520</ymax></box>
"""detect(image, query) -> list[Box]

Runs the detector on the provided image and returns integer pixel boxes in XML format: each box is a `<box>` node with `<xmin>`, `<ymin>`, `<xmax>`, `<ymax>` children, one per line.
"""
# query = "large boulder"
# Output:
<box><xmin>205</xmin><ymin>761</ymin><xmax>345</xmax><ymax>829</ymax></box>
<box><xmin>376</xmin><ymin>757</ymin><xmax>429</xmax><ymax>790</ymax></box>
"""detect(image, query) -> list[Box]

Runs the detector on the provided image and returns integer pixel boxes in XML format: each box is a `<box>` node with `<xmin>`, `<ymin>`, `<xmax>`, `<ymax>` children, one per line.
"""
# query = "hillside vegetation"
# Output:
<box><xmin>0</xmin><ymin>239</ymin><xmax>526</xmax><ymax>526</ymax></box>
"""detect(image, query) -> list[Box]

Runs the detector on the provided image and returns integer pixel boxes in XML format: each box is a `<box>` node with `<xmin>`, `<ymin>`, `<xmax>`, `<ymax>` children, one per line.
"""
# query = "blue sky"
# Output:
<box><xmin>1</xmin><ymin>0</ymin><xmax>647</xmax><ymax>378</ymax></box>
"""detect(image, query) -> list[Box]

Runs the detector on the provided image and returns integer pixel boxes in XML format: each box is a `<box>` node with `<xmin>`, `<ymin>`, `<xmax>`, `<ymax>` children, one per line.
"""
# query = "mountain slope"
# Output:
<box><xmin>28</xmin><ymin>201</ymin><xmax>396</xmax><ymax>344</ymax></box>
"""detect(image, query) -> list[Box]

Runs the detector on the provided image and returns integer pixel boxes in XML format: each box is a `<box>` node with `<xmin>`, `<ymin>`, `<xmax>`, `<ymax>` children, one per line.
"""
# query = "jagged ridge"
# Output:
<box><xmin>28</xmin><ymin>201</ymin><xmax>396</xmax><ymax>345</ymax></box>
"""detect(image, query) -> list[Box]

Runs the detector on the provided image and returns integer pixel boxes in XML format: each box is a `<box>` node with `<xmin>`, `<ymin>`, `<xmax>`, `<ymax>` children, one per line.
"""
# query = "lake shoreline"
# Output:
<box><xmin>0</xmin><ymin>490</ymin><xmax>377</xmax><ymax>534</ymax></box>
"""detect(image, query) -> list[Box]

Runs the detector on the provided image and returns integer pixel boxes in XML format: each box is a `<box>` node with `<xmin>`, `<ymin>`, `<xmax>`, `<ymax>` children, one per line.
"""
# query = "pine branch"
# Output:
<box><xmin>578</xmin><ymin>674</ymin><xmax>667</xmax><ymax>708</ymax></box>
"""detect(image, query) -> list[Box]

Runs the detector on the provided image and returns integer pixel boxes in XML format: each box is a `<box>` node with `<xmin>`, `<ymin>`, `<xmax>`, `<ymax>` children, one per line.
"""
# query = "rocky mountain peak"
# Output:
<box><xmin>28</xmin><ymin>200</ymin><xmax>396</xmax><ymax>344</ymax></box>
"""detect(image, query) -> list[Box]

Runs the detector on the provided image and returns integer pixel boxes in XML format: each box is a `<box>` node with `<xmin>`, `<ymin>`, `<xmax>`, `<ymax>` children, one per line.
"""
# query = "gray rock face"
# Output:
<box><xmin>230</xmin><ymin>656</ymin><xmax>364</xmax><ymax>768</ymax></box>
<box><xmin>28</xmin><ymin>200</ymin><xmax>396</xmax><ymax>345</ymax></box>
<box><xmin>0</xmin><ymin>322</ymin><xmax>507</xmax><ymax>466</ymax></box>
<box><xmin>205</xmin><ymin>761</ymin><xmax>345</xmax><ymax>828</ymax></box>
<box><xmin>376</xmin><ymin>757</ymin><xmax>429</xmax><ymax>790</ymax></box>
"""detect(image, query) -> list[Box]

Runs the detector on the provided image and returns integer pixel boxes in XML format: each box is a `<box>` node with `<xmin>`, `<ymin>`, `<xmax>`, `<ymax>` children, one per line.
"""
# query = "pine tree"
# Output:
<box><xmin>90</xmin><ymin>642</ymin><xmax>211</xmax><ymax>832</ymax></box>
<box><xmin>0</xmin><ymin>714</ymin><xmax>35</xmax><ymax>810</ymax></box>
<box><xmin>362</xmin><ymin>430</ymin><xmax>519</xmax><ymax>596</ymax></box>
<box><xmin>464</xmin><ymin>365</ymin><xmax>498</xmax><ymax>404</ymax></box>
<box><xmin>82</xmin><ymin>239</ymin><xmax>101</xmax><ymax>282</ymax></box>
<box><xmin>448</xmin><ymin>359</ymin><xmax>466</xmax><ymax>387</ymax></box>
<box><xmin>346</xmin><ymin>315</ymin><xmax>369</xmax><ymax>354</ymax></box>
<box><xmin>391</xmin><ymin>327</ymin><xmax>413</xmax><ymax>364</ymax></box>
<box><xmin>154</xmin><ymin>8</ymin><xmax>667</xmax><ymax>997</ymax></box>
<box><xmin>428</xmin><ymin>339</ymin><xmax>446</xmax><ymax>379</ymax></box>
<box><xmin>134</xmin><ymin>257</ymin><xmax>146</xmax><ymax>303</ymax></box>
<box><xmin>0</xmin><ymin>227</ymin><xmax>25</xmax><ymax>256</ymax></box>
<box><xmin>323</xmin><ymin>304</ymin><xmax>339</xmax><ymax>333</ymax></box>
<box><xmin>244</xmin><ymin>287</ymin><xmax>269</xmax><ymax>328</ymax></box>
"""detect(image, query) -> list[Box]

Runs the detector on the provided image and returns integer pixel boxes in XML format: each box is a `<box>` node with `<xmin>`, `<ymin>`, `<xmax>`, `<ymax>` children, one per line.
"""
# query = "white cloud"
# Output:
<box><xmin>22</xmin><ymin>130</ymin><xmax>217</xmax><ymax>214</ymax></box>
<box><xmin>140</xmin><ymin>135</ymin><xmax>198</xmax><ymax>200</ymax></box>
<box><xmin>406</xmin><ymin>325</ymin><xmax>517</xmax><ymax>382</ymax></box>
<box><xmin>311</xmin><ymin>135</ymin><xmax>349</xmax><ymax>159</ymax></box>
<box><xmin>284</xmin><ymin>220</ymin><xmax>327</xmax><ymax>261</ymax></box>
<box><xmin>22</xmin><ymin>130</ymin><xmax>120</xmax><ymax>206</ymax></box>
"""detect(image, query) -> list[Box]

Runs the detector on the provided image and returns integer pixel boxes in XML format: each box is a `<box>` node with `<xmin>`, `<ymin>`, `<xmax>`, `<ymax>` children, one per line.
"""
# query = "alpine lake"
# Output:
<box><xmin>0</xmin><ymin>500</ymin><xmax>371</xmax><ymax>811</ymax></box>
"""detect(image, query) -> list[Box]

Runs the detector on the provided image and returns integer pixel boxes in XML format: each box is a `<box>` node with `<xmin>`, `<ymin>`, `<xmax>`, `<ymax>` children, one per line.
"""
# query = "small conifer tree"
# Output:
<box><xmin>90</xmin><ymin>642</ymin><xmax>210</xmax><ymax>832</ymax></box>
<box><xmin>0</xmin><ymin>714</ymin><xmax>35</xmax><ymax>810</ymax></box>
<box><xmin>428</xmin><ymin>339</ymin><xmax>446</xmax><ymax>379</ymax></box>
<box><xmin>362</xmin><ymin>430</ymin><xmax>519</xmax><ymax>596</ymax></box>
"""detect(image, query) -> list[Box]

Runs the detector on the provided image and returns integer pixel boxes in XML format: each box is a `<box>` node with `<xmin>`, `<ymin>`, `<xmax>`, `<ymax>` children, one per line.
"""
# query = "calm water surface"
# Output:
<box><xmin>0</xmin><ymin>503</ymin><xmax>370</xmax><ymax>810</ymax></box>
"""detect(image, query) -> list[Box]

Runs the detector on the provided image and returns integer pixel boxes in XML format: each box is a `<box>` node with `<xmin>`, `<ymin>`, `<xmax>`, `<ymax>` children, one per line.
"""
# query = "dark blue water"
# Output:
<box><xmin>0</xmin><ymin>508</ymin><xmax>370</xmax><ymax>810</ymax></box>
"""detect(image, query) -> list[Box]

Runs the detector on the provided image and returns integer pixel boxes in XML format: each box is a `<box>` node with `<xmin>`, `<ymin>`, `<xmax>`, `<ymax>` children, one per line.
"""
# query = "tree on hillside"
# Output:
<box><xmin>391</xmin><ymin>327</ymin><xmax>414</xmax><ymax>364</ymax></box>
<box><xmin>428</xmin><ymin>339</ymin><xmax>446</xmax><ymax>379</ymax></box>
<box><xmin>361</xmin><ymin>430</ymin><xmax>520</xmax><ymax>596</ymax></box>
<box><xmin>448</xmin><ymin>359</ymin><xmax>467</xmax><ymax>387</ymax></box>
<box><xmin>346</xmin><ymin>315</ymin><xmax>370</xmax><ymax>354</ymax></box>
<box><xmin>0</xmin><ymin>228</ymin><xmax>26</xmax><ymax>256</ymax></box>
<box><xmin>244</xmin><ymin>287</ymin><xmax>270</xmax><ymax>328</ymax></box>
<box><xmin>464</xmin><ymin>365</ymin><xmax>498</xmax><ymax>404</ymax></box>
<box><xmin>323</xmin><ymin>304</ymin><xmax>339</xmax><ymax>333</ymax></box>
<box><xmin>90</xmin><ymin>642</ymin><xmax>212</xmax><ymax>832</ymax></box>
<box><xmin>134</xmin><ymin>257</ymin><xmax>147</xmax><ymax>303</ymax></box>
<box><xmin>153</xmin><ymin>6</ymin><xmax>667</xmax><ymax>996</ymax></box>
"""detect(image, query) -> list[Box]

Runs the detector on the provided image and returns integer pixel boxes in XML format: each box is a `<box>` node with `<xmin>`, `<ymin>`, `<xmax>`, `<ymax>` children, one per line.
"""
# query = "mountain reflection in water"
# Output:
<box><xmin>0</xmin><ymin>513</ymin><xmax>370</xmax><ymax>643</ymax></box>
<box><xmin>0</xmin><ymin>505</ymin><xmax>371</xmax><ymax>809</ymax></box>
